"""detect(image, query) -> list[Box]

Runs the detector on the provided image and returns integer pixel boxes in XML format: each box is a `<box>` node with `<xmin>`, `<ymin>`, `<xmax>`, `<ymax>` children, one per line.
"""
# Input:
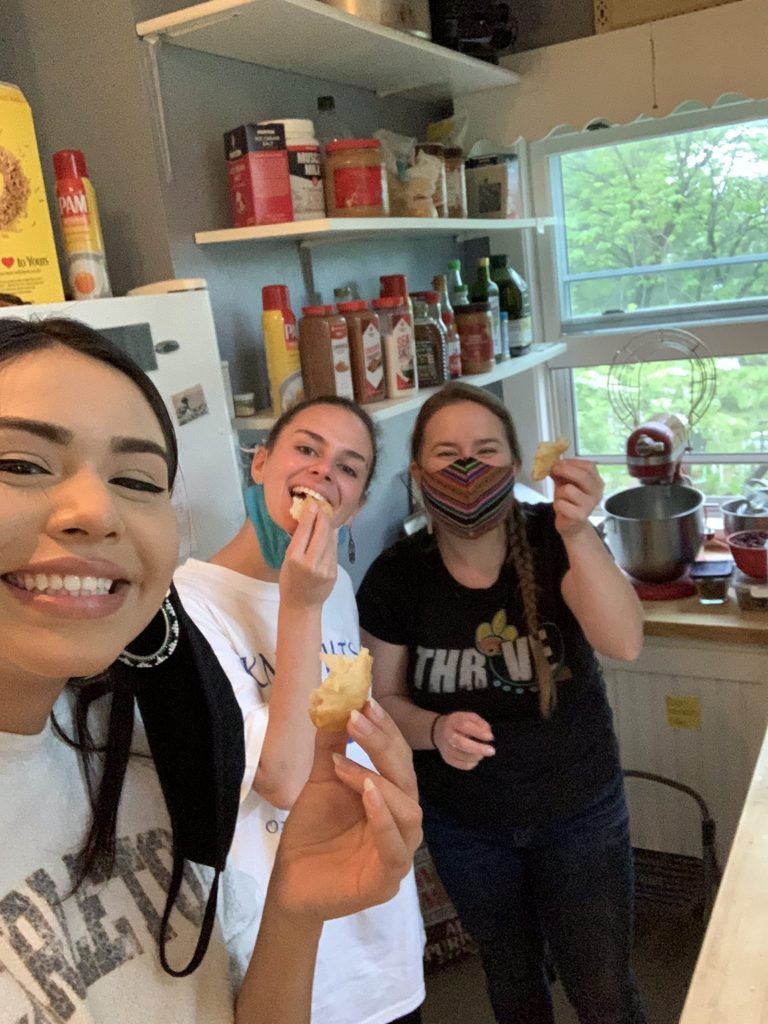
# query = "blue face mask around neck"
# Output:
<box><xmin>245</xmin><ymin>483</ymin><xmax>349</xmax><ymax>570</ymax></box>
<box><xmin>245</xmin><ymin>483</ymin><xmax>291</xmax><ymax>570</ymax></box>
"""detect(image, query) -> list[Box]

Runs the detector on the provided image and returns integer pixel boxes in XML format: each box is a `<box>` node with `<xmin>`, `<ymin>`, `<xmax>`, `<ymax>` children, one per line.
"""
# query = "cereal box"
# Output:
<box><xmin>0</xmin><ymin>82</ymin><xmax>64</xmax><ymax>303</ymax></box>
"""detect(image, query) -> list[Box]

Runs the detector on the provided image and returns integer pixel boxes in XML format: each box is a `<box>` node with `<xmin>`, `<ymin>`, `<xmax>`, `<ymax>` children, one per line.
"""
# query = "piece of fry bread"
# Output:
<box><xmin>531</xmin><ymin>437</ymin><xmax>570</xmax><ymax>481</ymax></box>
<box><xmin>308</xmin><ymin>648</ymin><xmax>373</xmax><ymax>730</ymax></box>
<box><xmin>290</xmin><ymin>490</ymin><xmax>334</xmax><ymax>522</ymax></box>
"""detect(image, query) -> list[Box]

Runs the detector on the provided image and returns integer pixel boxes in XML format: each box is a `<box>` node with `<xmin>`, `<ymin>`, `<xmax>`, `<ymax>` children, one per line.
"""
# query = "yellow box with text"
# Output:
<box><xmin>0</xmin><ymin>82</ymin><xmax>64</xmax><ymax>304</ymax></box>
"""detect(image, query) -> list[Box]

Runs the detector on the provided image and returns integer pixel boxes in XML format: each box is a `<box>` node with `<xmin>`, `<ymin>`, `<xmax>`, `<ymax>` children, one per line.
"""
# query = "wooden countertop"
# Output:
<box><xmin>643</xmin><ymin>592</ymin><xmax>768</xmax><ymax>645</ymax></box>
<box><xmin>679</xmin><ymin>724</ymin><xmax>768</xmax><ymax>1023</ymax></box>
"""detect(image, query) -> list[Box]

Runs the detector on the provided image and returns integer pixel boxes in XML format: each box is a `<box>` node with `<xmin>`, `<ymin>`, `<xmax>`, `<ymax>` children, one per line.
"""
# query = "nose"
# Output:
<box><xmin>308</xmin><ymin>452</ymin><xmax>334</xmax><ymax>481</ymax></box>
<box><xmin>45</xmin><ymin>469</ymin><xmax>124</xmax><ymax>542</ymax></box>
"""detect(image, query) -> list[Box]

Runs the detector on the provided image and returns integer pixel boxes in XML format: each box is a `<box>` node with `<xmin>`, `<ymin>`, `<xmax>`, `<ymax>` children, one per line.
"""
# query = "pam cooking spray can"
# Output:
<box><xmin>53</xmin><ymin>149</ymin><xmax>112</xmax><ymax>300</ymax></box>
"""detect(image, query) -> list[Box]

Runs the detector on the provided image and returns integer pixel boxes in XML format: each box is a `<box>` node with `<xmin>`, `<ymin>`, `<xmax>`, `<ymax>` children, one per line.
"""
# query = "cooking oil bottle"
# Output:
<box><xmin>53</xmin><ymin>149</ymin><xmax>112</xmax><ymax>300</ymax></box>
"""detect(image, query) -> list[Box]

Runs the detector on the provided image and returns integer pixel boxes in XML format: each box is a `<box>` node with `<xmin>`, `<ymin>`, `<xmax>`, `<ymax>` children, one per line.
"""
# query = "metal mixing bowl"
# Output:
<box><xmin>603</xmin><ymin>485</ymin><xmax>705</xmax><ymax>583</ymax></box>
<box><xmin>721</xmin><ymin>497</ymin><xmax>768</xmax><ymax>535</ymax></box>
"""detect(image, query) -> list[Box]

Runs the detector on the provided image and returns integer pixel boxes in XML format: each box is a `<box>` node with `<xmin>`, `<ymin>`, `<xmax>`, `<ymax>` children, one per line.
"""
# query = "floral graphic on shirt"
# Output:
<box><xmin>475</xmin><ymin>609</ymin><xmax>518</xmax><ymax>656</ymax></box>
<box><xmin>475</xmin><ymin>608</ymin><xmax>539</xmax><ymax>694</ymax></box>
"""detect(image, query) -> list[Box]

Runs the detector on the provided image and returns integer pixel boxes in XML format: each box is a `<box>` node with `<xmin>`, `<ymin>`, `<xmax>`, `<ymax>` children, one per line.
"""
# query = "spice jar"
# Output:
<box><xmin>324</xmin><ymin>139</ymin><xmax>389</xmax><ymax>218</ymax></box>
<box><xmin>454</xmin><ymin>302</ymin><xmax>494</xmax><ymax>374</ymax></box>
<box><xmin>372</xmin><ymin>295</ymin><xmax>417</xmax><ymax>398</ymax></box>
<box><xmin>444</xmin><ymin>147</ymin><xmax>468</xmax><ymax>219</ymax></box>
<box><xmin>337</xmin><ymin>299</ymin><xmax>385</xmax><ymax>405</ymax></box>
<box><xmin>415</xmin><ymin>142</ymin><xmax>448</xmax><ymax>218</ymax></box>
<box><xmin>233</xmin><ymin>392</ymin><xmax>257</xmax><ymax>418</ymax></box>
<box><xmin>298</xmin><ymin>305</ymin><xmax>354</xmax><ymax>399</ymax></box>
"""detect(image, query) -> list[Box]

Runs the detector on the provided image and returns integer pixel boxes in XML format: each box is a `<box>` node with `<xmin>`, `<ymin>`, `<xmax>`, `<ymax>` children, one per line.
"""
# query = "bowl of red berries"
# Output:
<box><xmin>727</xmin><ymin>530</ymin><xmax>768</xmax><ymax>580</ymax></box>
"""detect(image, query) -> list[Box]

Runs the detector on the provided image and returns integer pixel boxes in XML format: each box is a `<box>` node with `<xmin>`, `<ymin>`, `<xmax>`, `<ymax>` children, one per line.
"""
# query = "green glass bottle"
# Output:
<box><xmin>489</xmin><ymin>253</ymin><xmax>533</xmax><ymax>356</ymax></box>
<box><xmin>470</xmin><ymin>257</ymin><xmax>503</xmax><ymax>361</ymax></box>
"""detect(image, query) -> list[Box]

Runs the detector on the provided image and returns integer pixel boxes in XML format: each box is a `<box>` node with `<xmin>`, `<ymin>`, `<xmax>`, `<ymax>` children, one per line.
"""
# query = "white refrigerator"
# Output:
<box><xmin>0</xmin><ymin>289</ymin><xmax>246</xmax><ymax>561</ymax></box>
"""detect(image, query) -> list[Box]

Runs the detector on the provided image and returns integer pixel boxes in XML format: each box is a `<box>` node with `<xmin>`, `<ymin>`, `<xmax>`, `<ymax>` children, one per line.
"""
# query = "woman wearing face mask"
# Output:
<box><xmin>0</xmin><ymin>318</ymin><xmax>422</xmax><ymax>1024</ymax></box>
<box><xmin>357</xmin><ymin>383</ymin><xmax>647</xmax><ymax>1024</ymax></box>
<box><xmin>174</xmin><ymin>397</ymin><xmax>426</xmax><ymax>1024</ymax></box>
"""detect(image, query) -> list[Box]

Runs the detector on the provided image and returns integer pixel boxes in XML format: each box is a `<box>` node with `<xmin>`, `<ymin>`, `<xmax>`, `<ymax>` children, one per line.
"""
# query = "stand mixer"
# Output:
<box><xmin>603</xmin><ymin>329</ymin><xmax>717</xmax><ymax>599</ymax></box>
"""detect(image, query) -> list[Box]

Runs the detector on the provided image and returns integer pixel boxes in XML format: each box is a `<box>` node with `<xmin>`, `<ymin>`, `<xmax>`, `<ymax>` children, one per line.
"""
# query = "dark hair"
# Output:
<box><xmin>0</xmin><ymin>317</ymin><xmax>179</xmax><ymax>485</ymax></box>
<box><xmin>266</xmin><ymin>395</ymin><xmax>379</xmax><ymax>492</ymax></box>
<box><xmin>0</xmin><ymin>316</ymin><xmax>180</xmax><ymax>886</ymax></box>
<box><xmin>410</xmin><ymin>382</ymin><xmax>554</xmax><ymax>716</ymax></box>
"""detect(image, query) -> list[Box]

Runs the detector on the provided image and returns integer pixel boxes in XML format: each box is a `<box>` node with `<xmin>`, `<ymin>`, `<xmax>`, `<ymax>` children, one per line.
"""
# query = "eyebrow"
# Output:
<box><xmin>0</xmin><ymin>417</ymin><xmax>171</xmax><ymax>469</ymax></box>
<box><xmin>431</xmin><ymin>437</ymin><xmax>502</xmax><ymax>449</ymax></box>
<box><xmin>294</xmin><ymin>428</ymin><xmax>369</xmax><ymax>465</ymax></box>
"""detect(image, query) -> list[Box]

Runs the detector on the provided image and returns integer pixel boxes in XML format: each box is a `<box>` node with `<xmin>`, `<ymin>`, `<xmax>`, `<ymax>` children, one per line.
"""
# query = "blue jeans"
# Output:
<box><xmin>422</xmin><ymin>776</ymin><xmax>647</xmax><ymax>1024</ymax></box>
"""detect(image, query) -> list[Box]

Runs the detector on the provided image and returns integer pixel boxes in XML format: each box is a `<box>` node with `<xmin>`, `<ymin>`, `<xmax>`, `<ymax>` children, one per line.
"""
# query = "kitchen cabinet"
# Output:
<box><xmin>602</xmin><ymin>631</ymin><xmax>768</xmax><ymax>862</ymax></box>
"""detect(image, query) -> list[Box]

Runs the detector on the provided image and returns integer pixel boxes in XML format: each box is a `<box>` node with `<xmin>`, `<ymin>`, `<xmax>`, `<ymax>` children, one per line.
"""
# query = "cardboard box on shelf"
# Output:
<box><xmin>0</xmin><ymin>82</ymin><xmax>64</xmax><ymax>304</ymax></box>
<box><xmin>224</xmin><ymin>123</ymin><xmax>293</xmax><ymax>228</ymax></box>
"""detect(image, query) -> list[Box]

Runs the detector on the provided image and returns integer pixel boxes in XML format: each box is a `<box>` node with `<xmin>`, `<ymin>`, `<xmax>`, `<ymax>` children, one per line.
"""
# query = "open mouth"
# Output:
<box><xmin>1</xmin><ymin>572</ymin><xmax>127</xmax><ymax>597</ymax></box>
<box><xmin>290</xmin><ymin>487</ymin><xmax>334</xmax><ymax>519</ymax></box>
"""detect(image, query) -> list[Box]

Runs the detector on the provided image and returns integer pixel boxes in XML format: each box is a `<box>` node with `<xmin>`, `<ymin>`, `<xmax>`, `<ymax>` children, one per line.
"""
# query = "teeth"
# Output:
<box><xmin>6</xmin><ymin>573</ymin><xmax>114</xmax><ymax>596</ymax></box>
<box><xmin>293</xmin><ymin>487</ymin><xmax>328</xmax><ymax>504</ymax></box>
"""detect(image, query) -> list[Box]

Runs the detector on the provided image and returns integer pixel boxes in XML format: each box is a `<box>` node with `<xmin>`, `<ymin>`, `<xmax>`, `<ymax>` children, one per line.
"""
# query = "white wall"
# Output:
<box><xmin>456</xmin><ymin>0</ymin><xmax>768</xmax><ymax>145</ymax></box>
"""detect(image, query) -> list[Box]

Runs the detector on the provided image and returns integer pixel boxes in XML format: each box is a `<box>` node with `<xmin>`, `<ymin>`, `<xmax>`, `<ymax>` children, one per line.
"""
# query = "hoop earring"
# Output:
<box><xmin>348</xmin><ymin>527</ymin><xmax>356</xmax><ymax>564</ymax></box>
<box><xmin>118</xmin><ymin>595</ymin><xmax>180</xmax><ymax>669</ymax></box>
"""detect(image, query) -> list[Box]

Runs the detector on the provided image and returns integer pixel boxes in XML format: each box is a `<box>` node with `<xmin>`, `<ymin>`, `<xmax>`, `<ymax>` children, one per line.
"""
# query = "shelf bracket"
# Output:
<box><xmin>141</xmin><ymin>34</ymin><xmax>174</xmax><ymax>185</ymax></box>
<box><xmin>298</xmin><ymin>242</ymin><xmax>320</xmax><ymax>305</ymax></box>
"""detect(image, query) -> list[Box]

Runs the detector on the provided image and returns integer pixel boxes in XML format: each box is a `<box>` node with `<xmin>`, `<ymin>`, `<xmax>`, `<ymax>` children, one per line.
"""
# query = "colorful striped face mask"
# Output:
<box><xmin>419</xmin><ymin>457</ymin><xmax>516</xmax><ymax>538</ymax></box>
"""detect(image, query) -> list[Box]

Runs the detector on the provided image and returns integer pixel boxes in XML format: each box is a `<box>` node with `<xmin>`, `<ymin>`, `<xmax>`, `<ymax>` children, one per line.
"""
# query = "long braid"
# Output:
<box><xmin>507</xmin><ymin>501</ymin><xmax>555</xmax><ymax>717</ymax></box>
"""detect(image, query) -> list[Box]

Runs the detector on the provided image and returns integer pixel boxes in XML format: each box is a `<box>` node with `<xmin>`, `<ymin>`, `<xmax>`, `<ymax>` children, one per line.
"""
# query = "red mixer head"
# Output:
<box><xmin>626</xmin><ymin>414</ymin><xmax>689</xmax><ymax>484</ymax></box>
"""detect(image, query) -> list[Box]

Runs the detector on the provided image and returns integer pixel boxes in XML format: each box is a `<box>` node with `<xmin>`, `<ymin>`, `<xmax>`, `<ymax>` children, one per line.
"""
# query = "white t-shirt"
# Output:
<box><xmin>0</xmin><ymin>694</ymin><xmax>243</xmax><ymax>1024</ymax></box>
<box><xmin>175</xmin><ymin>558</ymin><xmax>426</xmax><ymax>1024</ymax></box>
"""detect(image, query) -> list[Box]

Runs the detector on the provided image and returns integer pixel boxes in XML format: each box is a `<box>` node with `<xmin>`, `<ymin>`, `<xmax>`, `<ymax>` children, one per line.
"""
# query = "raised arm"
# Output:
<box><xmin>552</xmin><ymin>459</ymin><xmax>643</xmax><ymax>661</ymax></box>
<box><xmin>254</xmin><ymin>503</ymin><xmax>338</xmax><ymax>809</ymax></box>
<box><xmin>236</xmin><ymin>701</ymin><xmax>422</xmax><ymax>1024</ymax></box>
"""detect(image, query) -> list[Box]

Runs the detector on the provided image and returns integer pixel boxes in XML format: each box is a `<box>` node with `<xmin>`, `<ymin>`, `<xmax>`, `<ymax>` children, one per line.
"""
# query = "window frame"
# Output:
<box><xmin>528</xmin><ymin>96</ymin><xmax>768</xmax><ymax>498</ymax></box>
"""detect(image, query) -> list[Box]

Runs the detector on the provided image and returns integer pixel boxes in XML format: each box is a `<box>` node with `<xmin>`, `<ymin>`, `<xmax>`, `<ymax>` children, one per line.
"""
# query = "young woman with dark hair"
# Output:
<box><xmin>175</xmin><ymin>396</ymin><xmax>426</xmax><ymax>1024</ymax></box>
<box><xmin>0</xmin><ymin>317</ymin><xmax>422</xmax><ymax>1024</ymax></box>
<box><xmin>357</xmin><ymin>381</ymin><xmax>647</xmax><ymax>1024</ymax></box>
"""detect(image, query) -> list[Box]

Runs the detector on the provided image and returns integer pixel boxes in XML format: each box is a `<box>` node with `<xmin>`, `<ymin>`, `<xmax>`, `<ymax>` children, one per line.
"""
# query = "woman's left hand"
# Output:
<box><xmin>551</xmin><ymin>458</ymin><xmax>604</xmax><ymax>538</ymax></box>
<box><xmin>270</xmin><ymin>700</ymin><xmax>422</xmax><ymax>924</ymax></box>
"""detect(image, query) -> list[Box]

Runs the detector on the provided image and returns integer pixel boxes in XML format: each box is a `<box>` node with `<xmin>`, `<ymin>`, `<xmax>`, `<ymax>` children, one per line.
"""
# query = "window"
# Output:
<box><xmin>529</xmin><ymin>98</ymin><xmax>768</xmax><ymax>499</ymax></box>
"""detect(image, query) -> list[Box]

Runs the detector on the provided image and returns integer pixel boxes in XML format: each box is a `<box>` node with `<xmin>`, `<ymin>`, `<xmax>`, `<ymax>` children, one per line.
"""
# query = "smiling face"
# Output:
<box><xmin>0</xmin><ymin>346</ymin><xmax>178</xmax><ymax>700</ymax></box>
<box><xmin>252</xmin><ymin>404</ymin><xmax>373</xmax><ymax>533</ymax></box>
<box><xmin>413</xmin><ymin>400</ymin><xmax>517</xmax><ymax>481</ymax></box>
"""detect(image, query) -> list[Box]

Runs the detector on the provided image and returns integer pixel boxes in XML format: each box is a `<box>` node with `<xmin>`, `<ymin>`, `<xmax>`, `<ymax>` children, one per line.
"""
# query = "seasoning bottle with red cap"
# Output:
<box><xmin>337</xmin><ymin>299</ymin><xmax>385</xmax><ymax>405</ymax></box>
<box><xmin>372</xmin><ymin>295</ymin><xmax>417</xmax><ymax>399</ymax></box>
<box><xmin>298</xmin><ymin>304</ymin><xmax>354</xmax><ymax>400</ymax></box>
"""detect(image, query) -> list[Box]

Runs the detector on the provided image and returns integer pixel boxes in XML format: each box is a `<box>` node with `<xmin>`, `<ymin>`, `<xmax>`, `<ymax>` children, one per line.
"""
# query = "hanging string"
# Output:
<box><xmin>649</xmin><ymin>23</ymin><xmax>659</xmax><ymax>112</ymax></box>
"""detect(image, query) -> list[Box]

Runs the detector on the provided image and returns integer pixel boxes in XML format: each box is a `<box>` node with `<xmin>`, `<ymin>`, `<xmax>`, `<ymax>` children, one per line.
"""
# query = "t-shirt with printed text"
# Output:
<box><xmin>357</xmin><ymin>503</ymin><xmax>622</xmax><ymax>831</ymax></box>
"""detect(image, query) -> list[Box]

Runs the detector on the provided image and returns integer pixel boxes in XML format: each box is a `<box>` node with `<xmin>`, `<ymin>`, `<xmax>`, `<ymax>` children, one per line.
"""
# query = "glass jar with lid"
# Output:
<box><xmin>454</xmin><ymin>302</ymin><xmax>494</xmax><ymax>374</ymax></box>
<box><xmin>324</xmin><ymin>139</ymin><xmax>389</xmax><ymax>218</ymax></box>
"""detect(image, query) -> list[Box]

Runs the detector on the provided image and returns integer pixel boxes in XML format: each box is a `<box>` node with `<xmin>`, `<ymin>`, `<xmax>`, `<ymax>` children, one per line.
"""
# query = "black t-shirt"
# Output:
<box><xmin>357</xmin><ymin>503</ymin><xmax>621</xmax><ymax>830</ymax></box>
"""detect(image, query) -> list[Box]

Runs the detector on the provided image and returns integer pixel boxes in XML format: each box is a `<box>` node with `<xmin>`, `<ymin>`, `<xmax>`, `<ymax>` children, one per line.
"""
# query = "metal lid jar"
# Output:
<box><xmin>324</xmin><ymin>139</ymin><xmax>389</xmax><ymax>218</ymax></box>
